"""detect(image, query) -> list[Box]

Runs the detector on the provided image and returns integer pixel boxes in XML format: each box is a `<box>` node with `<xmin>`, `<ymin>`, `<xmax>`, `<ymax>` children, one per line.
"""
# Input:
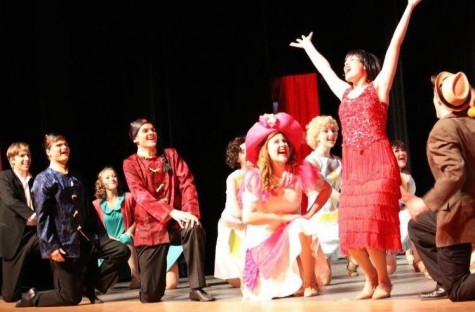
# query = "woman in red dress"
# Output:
<box><xmin>290</xmin><ymin>0</ymin><xmax>422</xmax><ymax>300</ymax></box>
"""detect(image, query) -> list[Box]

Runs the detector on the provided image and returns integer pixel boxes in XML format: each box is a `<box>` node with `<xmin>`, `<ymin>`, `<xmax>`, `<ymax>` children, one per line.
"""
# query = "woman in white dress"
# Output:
<box><xmin>240</xmin><ymin>112</ymin><xmax>331</xmax><ymax>300</ymax></box>
<box><xmin>386</xmin><ymin>139</ymin><xmax>421</xmax><ymax>275</ymax></box>
<box><xmin>214</xmin><ymin>136</ymin><xmax>253</xmax><ymax>287</ymax></box>
<box><xmin>305</xmin><ymin>115</ymin><xmax>343</xmax><ymax>284</ymax></box>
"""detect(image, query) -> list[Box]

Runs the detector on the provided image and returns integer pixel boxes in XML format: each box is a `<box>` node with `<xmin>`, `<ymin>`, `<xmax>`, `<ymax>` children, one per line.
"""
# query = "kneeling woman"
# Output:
<box><xmin>241</xmin><ymin>113</ymin><xmax>331</xmax><ymax>301</ymax></box>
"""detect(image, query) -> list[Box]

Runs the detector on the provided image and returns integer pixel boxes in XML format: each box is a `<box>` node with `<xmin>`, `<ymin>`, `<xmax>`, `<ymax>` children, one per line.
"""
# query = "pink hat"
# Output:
<box><xmin>245</xmin><ymin>112</ymin><xmax>304</xmax><ymax>165</ymax></box>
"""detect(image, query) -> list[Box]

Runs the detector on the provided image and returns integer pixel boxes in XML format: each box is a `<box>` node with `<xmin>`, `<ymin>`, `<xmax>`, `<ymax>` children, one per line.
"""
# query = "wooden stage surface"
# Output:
<box><xmin>2</xmin><ymin>257</ymin><xmax>474</xmax><ymax>312</ymax></box>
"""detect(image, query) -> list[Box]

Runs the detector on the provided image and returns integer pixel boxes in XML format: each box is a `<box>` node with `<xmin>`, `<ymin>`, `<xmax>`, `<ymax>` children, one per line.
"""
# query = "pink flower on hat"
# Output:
<box><xmin>259</xmin><ymin>114</ymin><xmax>280</xmax><ymax>129</ymax></box>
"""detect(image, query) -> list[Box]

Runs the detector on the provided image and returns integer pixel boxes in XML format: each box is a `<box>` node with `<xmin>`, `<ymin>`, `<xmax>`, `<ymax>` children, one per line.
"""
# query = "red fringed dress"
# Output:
<box><xmin>338</xmin><ymin>83</ymin><xmax>402</xmax><ymax>254</ymax></box>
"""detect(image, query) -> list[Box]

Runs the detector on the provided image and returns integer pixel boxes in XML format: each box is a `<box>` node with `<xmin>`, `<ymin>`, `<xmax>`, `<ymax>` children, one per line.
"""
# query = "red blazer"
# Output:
<box><xmin>123</xmin><ymin>148</ymin><xmax>200</xmax><ymax>246</ymax></box>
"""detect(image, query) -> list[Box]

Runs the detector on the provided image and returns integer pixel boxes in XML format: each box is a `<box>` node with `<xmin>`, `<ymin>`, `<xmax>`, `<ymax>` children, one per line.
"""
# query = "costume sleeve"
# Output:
<box><xmin>92</xmin><ymin>199</ymin><xmax>105</xmax><ymax>227</ymax></box>
<box><xmin>423</xmin><ymin>122</ymin><xmax>466</xmax><ymax>212</ymax></box>
<box><xmin>224</xmin><ymin>170</ymin><xmax>242</xmax><ymax>220</ymax></box>
<box><xmin>123</xmin><ymin>157</ymin><xmax>172</xmax><ymax>223</ymax></box>
<box><xmin>166</xmin><ymin>148</ymin><xmax>201</xmax><ymax>218</ymax></box>
<box><xmin>299</xmin><ymin>161</ymin><xmax>332</xmax><ymax>213</ymax></box>
<box><xmin>0</xmin><ymin>171</ymin><xmax>34</xmax><ymax>220</ymax></box>
<box><xmin>241</xmin><ymin>169</ymin><xmax>262</xmax><ymax>212</ymax></box>
<box><xmin>122</xmin><ymin>192</ymin><xmax>136</xmax><ymax>230</ymax></box>
<box><xmin>31</xmin><ymin>172</ymin><xmax>61</xmax><ymax>257</ymax></box>
<box><xmin>299</xmin><ymin>161</ymin><xmax>327</xmax><ymax>195</ymax></box>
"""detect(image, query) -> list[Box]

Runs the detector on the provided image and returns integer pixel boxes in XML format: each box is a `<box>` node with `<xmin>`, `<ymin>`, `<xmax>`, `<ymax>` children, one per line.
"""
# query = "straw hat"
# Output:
<box><xmin>433</xmin><ymin>71</ymin><xmax>473</xmax><ymax>112</ymax></box>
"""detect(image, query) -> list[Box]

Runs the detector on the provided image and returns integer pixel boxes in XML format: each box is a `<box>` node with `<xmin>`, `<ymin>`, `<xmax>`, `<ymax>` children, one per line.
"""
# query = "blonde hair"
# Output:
<box><xmin>94</xmin><ymin>166</ymin><xmax>122</xmax><ymax>199</ymax></box>
<box><xmin>257</xmin><ymin>132</ymin><xmax>296</xmax><ymax>192</ymax></box>
<box><xmin>305</xmin><ymin>115</ymin><xmax>339</xmax><ymax>150</ymax></box>
<box><xmin>6</xmin><ymin>142</ymin><xmax>30</xmax><ymax>168</ymax></box>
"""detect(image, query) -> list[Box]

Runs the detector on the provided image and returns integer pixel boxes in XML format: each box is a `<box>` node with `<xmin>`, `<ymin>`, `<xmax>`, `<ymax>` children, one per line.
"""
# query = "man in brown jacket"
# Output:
<box><xmin>407</xmin><ymin>71</ymin><xmax>475</xmax><ymax>302</ymax></box>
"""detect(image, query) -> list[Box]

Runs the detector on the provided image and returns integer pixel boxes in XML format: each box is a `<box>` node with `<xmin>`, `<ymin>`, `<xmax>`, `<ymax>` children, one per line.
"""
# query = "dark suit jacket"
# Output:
<box><xmin>423</xmin><ymin>113</ymin><xmax>475</xmax><ymax>247</ymax></box>
<box><xmin>0</xmin><ymin>169</ymin><xmax>35</xmax><ymax>259</ymax></box>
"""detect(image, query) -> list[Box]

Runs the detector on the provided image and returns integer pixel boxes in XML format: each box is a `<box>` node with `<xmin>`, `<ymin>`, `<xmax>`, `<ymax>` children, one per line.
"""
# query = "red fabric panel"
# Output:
<box><xmin>274</xmin><ymin>73</ymin><xmax>320</xmax><ymax>213</ymax></box>
<box><xmin>277</xmin><ymin>73</ymin><xmax>320</xmax><ymax>162</ymax></box>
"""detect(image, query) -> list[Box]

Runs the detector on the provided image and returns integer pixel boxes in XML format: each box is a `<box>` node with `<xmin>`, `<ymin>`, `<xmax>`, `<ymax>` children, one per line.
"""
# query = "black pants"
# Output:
<box><xmin>137</xmin><ymin>224</ymin><xmax>207</xmax><ymax>303</ymax></box>
<box><xmin>1</xmin><ymin>229</ymin><xmax>51</xmax><ymax>302</ymax></box>
<box><xmin>408</xmin><ymin>210</ymin><xmax>475</xmax><ymax>301</ymax></box>
<box><xmin>32</xmin><ymin>235</ymin><xmax>130</xmax><ymax>307</ymax></box>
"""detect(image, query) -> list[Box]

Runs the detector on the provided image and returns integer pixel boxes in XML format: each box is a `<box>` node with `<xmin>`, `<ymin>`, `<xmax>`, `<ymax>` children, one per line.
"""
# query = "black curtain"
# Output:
<box><xmin>2</xmin><ymin>0</ymin><xmax>475</xmax><ymax>275</ymax></box>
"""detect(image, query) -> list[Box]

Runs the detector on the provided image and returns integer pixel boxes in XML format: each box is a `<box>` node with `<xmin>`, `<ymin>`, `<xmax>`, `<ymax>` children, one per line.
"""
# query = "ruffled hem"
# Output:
<box><xmin>241</xmin><ymin>218</ymin><xmax>320</xmax><ymax>300</ymax></box>
<box><xmin>339</xmin><ymin>139</ymin><xmax>402</xmax><ymax>254</ymax></box>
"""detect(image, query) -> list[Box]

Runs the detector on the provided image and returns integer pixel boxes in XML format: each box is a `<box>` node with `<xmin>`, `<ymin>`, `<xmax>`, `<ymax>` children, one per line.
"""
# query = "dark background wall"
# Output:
<box><xmin>2</xmin><ymin>0</ymin><xmax>475</xmax><ymax>275</ymax></box>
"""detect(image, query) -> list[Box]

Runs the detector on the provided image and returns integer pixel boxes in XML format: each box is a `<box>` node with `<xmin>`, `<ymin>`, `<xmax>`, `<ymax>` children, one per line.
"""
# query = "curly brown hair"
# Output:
<box><xmin>225</xmin><ymin>136</ymin><xmax>245</xmax><ymax>169</ymax></box>
<box><xmin>94</xmin><ymin>166</ymin><xmax>124</xmax><ymax>199</ymax></box>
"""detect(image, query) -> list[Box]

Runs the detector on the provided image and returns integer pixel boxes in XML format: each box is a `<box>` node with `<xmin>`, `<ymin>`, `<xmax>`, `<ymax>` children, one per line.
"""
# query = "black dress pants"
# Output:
<box><xmin>1</xmin><ymin>229</ymin><xmax>51</xmax><ymax>302</ymax></box>
<box><xmin>408</xmin><ymin>210</ymin><xmax>475</xmax><ymax>301</ymax></box>
<box><xmin>137</xmin><ymin>224</ymin><xmax>207</xmax><ymax>303</ymax></box>
<box><xmin>32</xmin><ymin>235</ymin><xmax>130</xmax><ymax>306</ymax></box>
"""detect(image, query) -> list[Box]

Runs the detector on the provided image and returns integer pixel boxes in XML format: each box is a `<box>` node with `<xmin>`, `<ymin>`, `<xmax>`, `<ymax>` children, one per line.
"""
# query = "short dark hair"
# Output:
<box><xmin>129</xmin><ymin>118</ymin><xmax>151</xmax><ymax>140</ymax></box>
<box><xmin>345</xmin><ymin>49</ymin><xmax>381</xmax><ymax>82</ymax></box>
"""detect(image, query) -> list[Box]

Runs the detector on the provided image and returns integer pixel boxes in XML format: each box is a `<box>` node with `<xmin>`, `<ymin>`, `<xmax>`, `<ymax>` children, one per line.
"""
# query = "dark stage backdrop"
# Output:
<box><xmin>2</xmin><ymin>0</ymin><xmax>475</xmax><ymax>275</ymax></box>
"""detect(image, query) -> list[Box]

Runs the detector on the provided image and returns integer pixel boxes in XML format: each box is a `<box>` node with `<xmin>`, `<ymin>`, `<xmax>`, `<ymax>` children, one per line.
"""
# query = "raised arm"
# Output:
<box><xmin>290</xmin><ymin>32</ymin><xmax>350</xmax><ymax>100</ymax></box>
<box><xmin>374</xmin><ymin>0</ymin><xmax>421</xmax><ymax>103</ymax></box>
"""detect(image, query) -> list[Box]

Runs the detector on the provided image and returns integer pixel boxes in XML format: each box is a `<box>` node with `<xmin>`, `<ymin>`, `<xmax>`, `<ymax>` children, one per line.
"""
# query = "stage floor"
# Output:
<box><xmin>2</xmin><ymin>256</ymin><xmax>474</xmax><ymax>311</ymax></box>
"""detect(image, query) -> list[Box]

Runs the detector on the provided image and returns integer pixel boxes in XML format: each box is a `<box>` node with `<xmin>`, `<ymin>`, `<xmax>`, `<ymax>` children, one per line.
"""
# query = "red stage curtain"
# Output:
<box><xmin>273</xmin><ymin>73</ymin><xmax>320</xmax><ymax>214</ymax></box>
<box><xmin>275</xmin><ymin>73</ymin><xmax>320</xmax><ymax>162</ymax></box>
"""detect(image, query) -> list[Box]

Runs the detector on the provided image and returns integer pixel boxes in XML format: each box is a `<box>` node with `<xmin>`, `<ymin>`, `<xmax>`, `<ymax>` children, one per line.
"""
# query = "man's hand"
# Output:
<box><xmin>26</xmin><ymin>213</ymin><xmax>37</xmax><ymax>226</ymax></box>
<box><xmin>49</xmin><ymin>248</ymin><xmax>66</xmax><ymax>262</ymax></box>
<box><xmin>405</xmin><ymin>196</ymin><xmax>429</xmax><ymax>221</ymax></box>
<box><xmin>169</xmin><ymin>209</ymin><xmax>200</xmax><ymax>229</ymax></box>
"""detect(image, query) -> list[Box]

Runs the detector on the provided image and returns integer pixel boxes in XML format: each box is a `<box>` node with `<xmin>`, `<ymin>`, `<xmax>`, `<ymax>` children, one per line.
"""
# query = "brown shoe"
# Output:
<box><xmin>189</xmin><ymin>288</ymin><xmax>215</xmax><ymax>302</ymax></box>
<box><xmin>346</xmin><ymin>257</ymin><xmax>359</xmax><ymax>277</ymax></box>
<box><xmin>15</xmin><ymin>288</ymin><xmax>38</xmax><ymax>308</ymax></box>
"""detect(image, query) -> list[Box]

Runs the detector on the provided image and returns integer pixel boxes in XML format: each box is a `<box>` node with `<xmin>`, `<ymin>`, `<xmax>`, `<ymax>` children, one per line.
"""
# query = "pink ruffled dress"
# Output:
<box><xmin>338</xmin><ymin>83</ymin><xmax>402</xmax><ymax>254</ymax></box>
<box><xmin>240</xmin><ymin>163</ymin><xmax>325</xmax><ymax>300</ymax></box>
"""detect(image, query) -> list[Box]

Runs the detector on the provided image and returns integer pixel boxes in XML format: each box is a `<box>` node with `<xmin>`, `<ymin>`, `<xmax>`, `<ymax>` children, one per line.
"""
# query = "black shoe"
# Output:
<box><xmin>189</xmin><ymin>288</ymin><xmax>215</xmax><ymax>302</ymax></box>
<box><xmin>15</xmin><ymin>288</ymin><xmax>38</xmax><ymax>307</ymax></box>
<box><xmin>419</xmin><ymin>286</ymin><xmax>448</xmax><ymax>300</ymax></box>
<box><xmin>82</xmin><ymin>286</ymin><xmax>104</xmax><ymax>304</ymax></box>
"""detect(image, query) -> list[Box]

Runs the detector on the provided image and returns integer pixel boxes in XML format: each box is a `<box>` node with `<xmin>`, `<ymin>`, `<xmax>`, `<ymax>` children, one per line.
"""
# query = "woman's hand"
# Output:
<box><xmin>408</xmin><ymin>0</ymin><xmax>422</xmax><ymax>8</ymax></box>
<box><xmin>289</xmin><ymin>32</ymin><xmax>314</xmax><ymax>49</ymax></box>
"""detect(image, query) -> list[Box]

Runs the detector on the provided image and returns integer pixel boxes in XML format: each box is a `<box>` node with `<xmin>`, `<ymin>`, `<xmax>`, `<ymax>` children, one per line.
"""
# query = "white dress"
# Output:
<box><xmin>398</xmin><ymin>172</ymin><xmax>416</xmax><ymax>251</ymax></box>
<box><xmin>214</xmin><ymin>169</ymin><xmax>246</xmax><ymax>281</ymax></box>
<box><xmin>305</xmin><ymin>151</ymin><xmax>342</xmax><ymax>260</ymax></box>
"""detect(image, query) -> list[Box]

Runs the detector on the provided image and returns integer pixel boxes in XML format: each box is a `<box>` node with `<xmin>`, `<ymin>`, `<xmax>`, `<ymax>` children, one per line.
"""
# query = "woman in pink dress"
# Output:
<box><xmin>240</xmin><ymin>112</ymin><xmax>331</xmax><ymax>300</ymax></box>
<box><xmin>290</xmin><ymin>0</ymin><xmax>421</xmax><ymax>300</ymax></box>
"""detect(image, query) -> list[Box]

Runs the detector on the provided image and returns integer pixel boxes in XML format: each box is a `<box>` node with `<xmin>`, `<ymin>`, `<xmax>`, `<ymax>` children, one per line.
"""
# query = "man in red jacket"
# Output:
<box><xmin>123</xmin><ymin>118</ymin><xmax>215</xmax><ymax>303</ymax></box>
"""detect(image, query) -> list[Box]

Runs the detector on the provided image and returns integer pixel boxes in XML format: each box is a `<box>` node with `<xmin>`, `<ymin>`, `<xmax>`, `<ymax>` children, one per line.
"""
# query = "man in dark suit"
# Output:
<box><xmin>406</xmin><ymin>71</ymin><xmax>475</xmax><ymax>302</ymax></box>
<box><xmin>0</xmin><ymin>142</ymin><xmax>51</xmax><ymax>302</ymax></box>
